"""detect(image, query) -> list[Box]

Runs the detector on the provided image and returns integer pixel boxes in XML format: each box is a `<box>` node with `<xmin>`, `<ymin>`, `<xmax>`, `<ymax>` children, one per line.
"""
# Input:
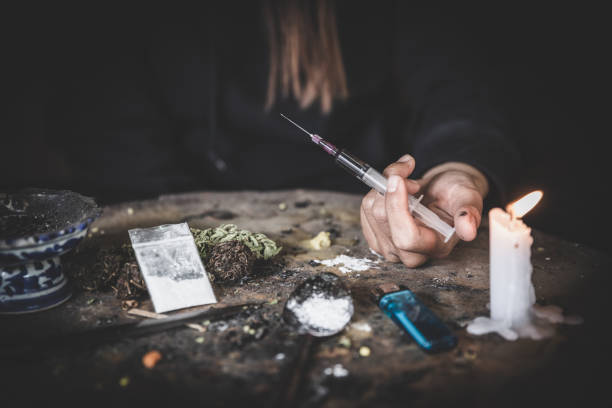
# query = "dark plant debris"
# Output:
<box><xmin>294</xmin><ymin>200</ymin><xmax>311</xmax><ymax>208</ymax></box>
<box><xmin>64</xmin><ymin>244</ymin><xmax>146</xmax><ymax>301</ymax></box>
<box><xmin>206</xmin><ymin>241</ymin><xmax>256</xmax><ymax>283</ymax></box>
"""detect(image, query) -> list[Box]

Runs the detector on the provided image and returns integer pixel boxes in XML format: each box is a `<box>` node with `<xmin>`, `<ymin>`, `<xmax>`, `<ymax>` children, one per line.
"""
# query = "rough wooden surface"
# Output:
<box><xmin>1</xmin><ymin>190</ymin><xmax>611</xmax><ymax>407</ymax></box>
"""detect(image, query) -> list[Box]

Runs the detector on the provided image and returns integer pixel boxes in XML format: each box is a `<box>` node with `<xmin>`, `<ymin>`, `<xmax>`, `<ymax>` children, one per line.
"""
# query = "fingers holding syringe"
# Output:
<box><xmin>385</xmin><ymin>175</ymin><xmax>439</xmax><ymax>255</ymax></box>
<box><xmin>382</xmin><ymin>154</ymin><xmax>418</xmax><ymax>180</ymax></box>
<box><xmin>361</xmin><ymin>190</ymin><xmax>400</xmax><ymax>262</ymax></box>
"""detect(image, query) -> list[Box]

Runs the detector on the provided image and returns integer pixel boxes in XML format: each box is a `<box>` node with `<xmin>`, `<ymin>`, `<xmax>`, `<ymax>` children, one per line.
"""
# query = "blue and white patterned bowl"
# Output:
<box><xmin>0</xmin><ymin>189</ymin><xmax>101</xmax><ymax>314</ymax></box>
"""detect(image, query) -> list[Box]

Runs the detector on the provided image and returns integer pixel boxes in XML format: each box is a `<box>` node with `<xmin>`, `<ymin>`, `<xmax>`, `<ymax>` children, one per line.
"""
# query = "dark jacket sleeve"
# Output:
<box><xmin>392</xmin><ymin>5</ymin><xmax>521</xmax><ymax>204</ymax></box>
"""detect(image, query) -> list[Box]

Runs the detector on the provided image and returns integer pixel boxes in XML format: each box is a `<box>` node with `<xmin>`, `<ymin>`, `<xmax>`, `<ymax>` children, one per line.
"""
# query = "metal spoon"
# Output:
<box><xmin>277</xmin><ymin>272</ymin><xmax>354</xmax><ymax>407</ymax></box>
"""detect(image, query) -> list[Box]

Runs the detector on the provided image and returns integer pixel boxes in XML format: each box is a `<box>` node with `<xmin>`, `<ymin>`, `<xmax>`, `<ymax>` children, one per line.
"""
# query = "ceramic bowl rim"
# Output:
<box><xmin>0</xmin><ymin>188</ymin><xmax>101</xmax><ymax>250</ymax></box>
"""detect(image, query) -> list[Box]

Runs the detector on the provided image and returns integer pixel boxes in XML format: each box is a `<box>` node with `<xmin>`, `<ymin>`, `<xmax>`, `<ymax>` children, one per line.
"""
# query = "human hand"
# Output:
<box><xmin>360</xmin><ymin>155</ymin><xmax>488</xmax><ymax>267</ymax></box>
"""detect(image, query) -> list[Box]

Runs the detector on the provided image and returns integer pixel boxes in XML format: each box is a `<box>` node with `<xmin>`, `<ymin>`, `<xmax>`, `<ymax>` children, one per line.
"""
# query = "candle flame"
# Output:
<box><xmin>507</xmin><ymin>190</ymin><xmax>543</xmax><ymax>218</ymax></box>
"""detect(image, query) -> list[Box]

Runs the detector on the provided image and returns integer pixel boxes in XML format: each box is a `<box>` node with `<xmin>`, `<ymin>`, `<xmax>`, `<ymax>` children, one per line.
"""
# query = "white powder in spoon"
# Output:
<box><xmin>286</xmin><ymin>293</ymin><xmax>353</xmax><ymax>337</ymax></box>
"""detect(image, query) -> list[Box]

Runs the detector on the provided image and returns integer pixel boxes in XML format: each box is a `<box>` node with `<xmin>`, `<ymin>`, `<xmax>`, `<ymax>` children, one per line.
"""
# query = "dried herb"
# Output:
<box><xmin>65</xmin><ymin>244</ymin><xmax>137</xmax><ymax>295</ymax></box>
<box><xmin>113</xmin><ymin>260</ymin><xmax>147</xmax><ymax>300</ymax></box>
<box><xmin>206</xmin><ymin>241</ymin><xmax>255</xmax><ymax>282</ymax></box>
<box><xmin>191</xmin><ymin>224</ymin><xmax>282</xmax><ymax>260</ymax></box>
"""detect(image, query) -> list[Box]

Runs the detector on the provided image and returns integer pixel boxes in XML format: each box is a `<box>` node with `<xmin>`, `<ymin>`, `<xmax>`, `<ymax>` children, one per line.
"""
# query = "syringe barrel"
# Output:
<box><xmin>335</xmin><ymin>149</ymin><xmax>368</xmax><ymax>178</ymax></box>
<box><xmin>408</xmin><ymin>196</ymin><xmax>455</xmax><ymax>243</ymax></box>
<box><xmin>335</xmin><ymin>149</ymin><xmax>388</xmax><ymax>194</ymax></box>
<box><xmin>362</xmin><ymin>167</ymin><xmax>388</xmax><ymax>194</ymax></box>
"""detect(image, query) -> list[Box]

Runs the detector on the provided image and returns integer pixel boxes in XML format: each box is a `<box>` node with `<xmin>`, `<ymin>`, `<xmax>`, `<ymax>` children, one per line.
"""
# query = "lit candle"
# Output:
<box><xmin>491</xmin><ymin>191</ymin><xmax>542</xmax><ymax>332</ymax></box>
<box><xmin>467</xmin><ymin>191</ymin><xmax>554</xmax><ymax>340</ymax></box>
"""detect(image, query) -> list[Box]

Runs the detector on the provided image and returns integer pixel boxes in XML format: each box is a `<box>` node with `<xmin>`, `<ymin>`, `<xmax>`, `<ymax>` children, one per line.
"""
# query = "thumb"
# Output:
<box><xmin>453</xmin><ymin>205</ymin><xmax>482</xmax><ymax>241</ymax></box>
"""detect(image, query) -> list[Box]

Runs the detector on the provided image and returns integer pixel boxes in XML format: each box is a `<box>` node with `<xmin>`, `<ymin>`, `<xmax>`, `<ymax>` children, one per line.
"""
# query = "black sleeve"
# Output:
<box><xmin>392</xmin><ymin>5</ymin><xmax>521</xmax><ymax>205</ymax></box>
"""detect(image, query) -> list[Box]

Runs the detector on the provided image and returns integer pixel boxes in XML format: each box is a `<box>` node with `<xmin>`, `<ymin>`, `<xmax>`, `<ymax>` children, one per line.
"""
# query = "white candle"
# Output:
<box><xmin>467</xmin><ymin>191</ymin><xmax>558</xmax><ymax>340</ymax></box>
<box><xmin>489</xmin><ymin>207</ymin><xmax>535</xmax><ymax>327</ymax></box>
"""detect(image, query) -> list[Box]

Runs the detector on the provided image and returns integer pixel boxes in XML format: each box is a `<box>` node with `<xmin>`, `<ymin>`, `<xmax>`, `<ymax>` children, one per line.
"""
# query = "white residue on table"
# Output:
<box><xmin>315</xmin><ymin>254</ymin><xmax>378</xmax><ymax>274</ymax></box>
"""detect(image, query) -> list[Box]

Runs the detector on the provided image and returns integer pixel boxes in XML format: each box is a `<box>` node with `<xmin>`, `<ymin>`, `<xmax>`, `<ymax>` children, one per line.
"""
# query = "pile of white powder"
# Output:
<box><xmin>286</xmin><ymin>292</ymin><xmax>354</xmax><ymax>337</ymax></box>
<box><xmin>316</xmin><ymin>254</ymin><xmax>378</xmax><ymax>274</ymax></box>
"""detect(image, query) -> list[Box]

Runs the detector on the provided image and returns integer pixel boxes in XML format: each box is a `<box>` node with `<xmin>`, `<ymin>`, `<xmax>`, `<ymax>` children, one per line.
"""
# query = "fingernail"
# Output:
<box><xmin>397</xmin><ymin>154</ymin><xmax>413</xmax><ymax>163</ymax></box>
<box><xmin>364</xmin><ymin>196</ymin><xmax>375</xmax><ymax>209</ymax></box>
<box><xmin>387</xmin><ymin>175</ymin><xmax>400</xmax><ymax>192</ymax></box>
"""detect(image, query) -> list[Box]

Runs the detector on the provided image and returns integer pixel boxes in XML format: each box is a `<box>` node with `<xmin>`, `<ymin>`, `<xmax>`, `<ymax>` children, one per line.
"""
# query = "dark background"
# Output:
<box><xmin>2</xmin><ymin>4</ymin><xmax>610</xmax><ymax>251</ymax></box>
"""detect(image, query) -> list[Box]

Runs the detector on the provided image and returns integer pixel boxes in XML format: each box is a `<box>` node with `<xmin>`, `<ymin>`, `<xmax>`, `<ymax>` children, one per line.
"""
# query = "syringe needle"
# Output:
<box><xmin>280</xmin><ymin>113</ymin><xmax>313</xmax><ymax>138</ymax></box>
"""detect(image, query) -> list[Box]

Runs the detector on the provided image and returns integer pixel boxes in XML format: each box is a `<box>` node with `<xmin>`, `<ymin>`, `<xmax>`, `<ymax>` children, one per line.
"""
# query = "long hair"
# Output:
<box><xmin>264</xmin><ymin>0</ymin><xmax>348</xmax><ymax>114</ymax></box>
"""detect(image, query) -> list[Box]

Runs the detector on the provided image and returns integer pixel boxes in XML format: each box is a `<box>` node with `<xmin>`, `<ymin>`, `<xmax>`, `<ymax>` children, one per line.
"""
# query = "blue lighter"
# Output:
<box><xmin>372</xmin><ymin>283</ymin><xmax>458</xmax><ymax>352</ymax></box>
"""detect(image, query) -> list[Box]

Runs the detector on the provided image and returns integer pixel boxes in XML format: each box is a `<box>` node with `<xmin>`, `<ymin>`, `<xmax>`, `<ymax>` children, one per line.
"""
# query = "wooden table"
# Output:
<box><xmin>2</xmin><ymin>190</ymin><xmax>610</xmax><ymax>407</ymax></box>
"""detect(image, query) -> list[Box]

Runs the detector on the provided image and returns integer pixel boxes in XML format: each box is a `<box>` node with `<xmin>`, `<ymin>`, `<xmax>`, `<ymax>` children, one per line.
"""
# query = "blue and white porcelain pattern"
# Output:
<box><xmin>0</xmin><ymin>189</ymin><xmax>100</xmax><ymax>314</ymax></box>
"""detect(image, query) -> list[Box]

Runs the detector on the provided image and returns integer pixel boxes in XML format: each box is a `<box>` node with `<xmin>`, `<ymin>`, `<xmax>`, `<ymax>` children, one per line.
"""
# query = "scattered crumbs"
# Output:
<box><xmin>317</xmin><ymin>255</ymin><xmax>378</xmax><ymax>274</ymax></box>
<box><xmin>464</xmin><ymin>348</ymin><xmax>477</xmax><ymax>360</ymax></box>
<box><xmin>278</xmin><ymin>202</ymin><xmax>288</xmax><ymax>211</ymax></box>
<box><xmin>212</xmin><ymin>321</ymin><xmax>229</xmax><ymax>332</ymax></box>
<box><xmin>432</xmin><ymin>277</ymin><xmax>449</xmax><ymax>285</ymax></box>
<box><xmin>195</xmin><ymin>336</ymin><xmax>205</xmax><ymax>344</ymax></box>
<box><xmin>337</xmin><ymin>336</ymin><xmax>352</xmax><ymax>348</ymax></box>
<box><xmin>359</xmin><ymin>346</ymin><xmax>371</xmax><ymax>357</ymax></box>
<box><xmin>324</xmin><ymin>363</ymin><xmax>349</xmax><ymax>378</ymax></box>
<box><xmin>275</xmin><ymin>353</ymin><xmax>285</xmax><ymax>361</ymax></box>
<box><xmin>351</xmin><ymin>322</ymin><xmax>372</xmax><ymax>333</ymax></box>
<box><xmin>126</xmin><ymin>207</ymin><xmax>134</xmax><ymax>215</ymax></box>
<box><xmin>121</xmin><ymin>299</ymin><xmax>139</xmax><ymax>310</ymax></box>
<box><xmin>118</xmin><ymin>376</ymin><xmax>130</xmax><ymax>387</ymax></box>
<box><xmin>142</xmin><ymin>350</ymin><xmax>162</xmax><ymax>369</ymax></box>
<box><xmin>302</xmin><ymin>231</ymin><xmax>332</xmax><ymax>250</ymax></box>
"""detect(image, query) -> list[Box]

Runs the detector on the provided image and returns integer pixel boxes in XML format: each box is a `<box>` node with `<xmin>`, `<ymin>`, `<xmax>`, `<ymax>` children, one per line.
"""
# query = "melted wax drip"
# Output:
<box><xmin>467</xmin><ymin>304</ymin><xmax>583</xmax><ymax>341</ymax></box>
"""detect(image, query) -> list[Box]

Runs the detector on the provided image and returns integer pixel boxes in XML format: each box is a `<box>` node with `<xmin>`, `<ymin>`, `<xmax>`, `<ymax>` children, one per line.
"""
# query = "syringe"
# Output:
<box><xmin>281</xmin><ymin>114</ymin><xmax>455</xmax><ymax>242</ymax></box>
